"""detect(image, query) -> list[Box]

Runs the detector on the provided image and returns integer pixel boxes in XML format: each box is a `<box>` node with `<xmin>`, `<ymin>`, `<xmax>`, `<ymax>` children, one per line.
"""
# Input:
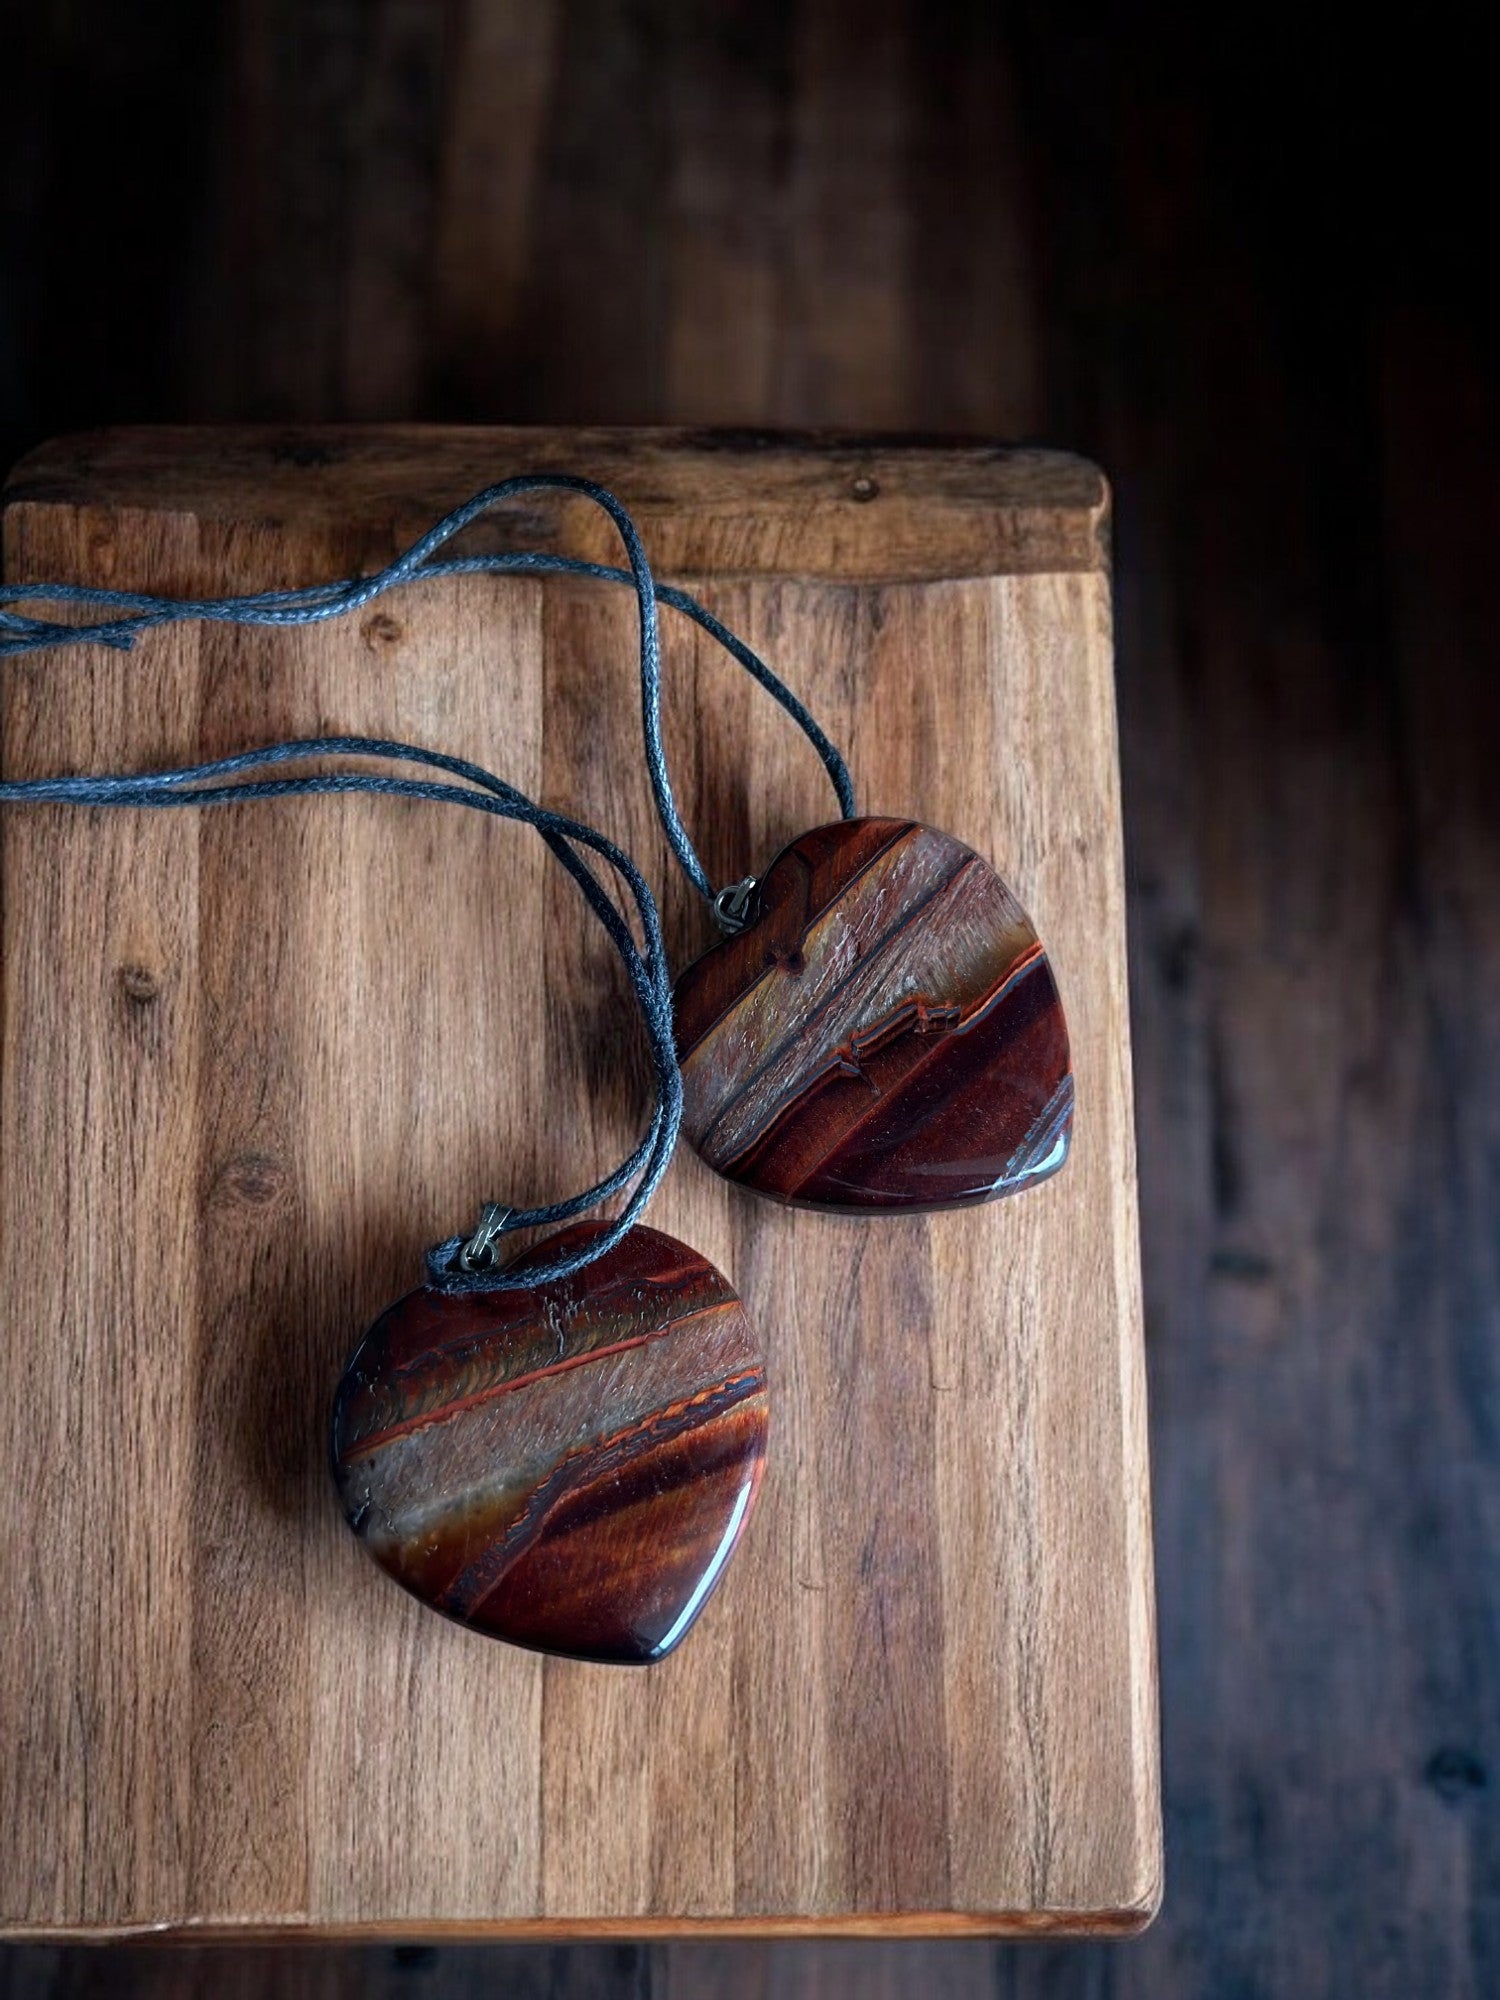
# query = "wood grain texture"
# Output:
<box><xmin>5</xmin><ymin>428</ymin><xmax>1107</xmax><ymax>580</ymax></box>
<box><xmin>0</xmin><ymin>429</ymin><xmax>1155</xmax><ymax>1938</ymax></box>
<box><xmin>0</xmin><ymin>1939</ymin><xmax>1036</xmax><ymax>1997</ymax></box>
<box><xmin>4</xmin><ymin>3</ymin><xmax>1497</xmax><ymax>1995</ymax></box>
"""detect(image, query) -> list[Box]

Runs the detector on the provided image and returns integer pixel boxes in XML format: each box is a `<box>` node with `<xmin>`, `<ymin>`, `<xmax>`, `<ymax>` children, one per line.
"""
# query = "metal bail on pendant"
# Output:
<box><xmin>712</xmin><ymin>876</ymin><xmax>758</xmax><ymax>934</ymax></box>
<box><xmin>458</xmin><ymin>1202</ymin><xmax>513</xmax><ymax>1273</ymax></box>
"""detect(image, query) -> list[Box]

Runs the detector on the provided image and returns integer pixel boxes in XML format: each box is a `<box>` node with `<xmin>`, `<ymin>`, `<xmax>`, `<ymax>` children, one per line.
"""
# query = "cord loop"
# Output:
<box><xmin>0</xmin><ymin>472</ymin><xmax>857</xmax><ymax>906</ymax></box>
<box><xmin>0</xmin><ymin>475</ymin><xmax>857</xmax><ymax>1291</ymax></box>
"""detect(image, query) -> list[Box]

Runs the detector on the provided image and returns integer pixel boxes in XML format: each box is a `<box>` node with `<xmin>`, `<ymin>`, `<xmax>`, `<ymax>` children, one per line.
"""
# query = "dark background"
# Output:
<box><xmin>2</xmin><ymin>3</ymin><xmax>1496</xmax><ymax>1995</ymax></box>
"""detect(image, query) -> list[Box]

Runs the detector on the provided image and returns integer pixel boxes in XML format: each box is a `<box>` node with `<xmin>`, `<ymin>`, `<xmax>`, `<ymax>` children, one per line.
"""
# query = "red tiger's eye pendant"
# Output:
<box><xmin>673</xmin><ymin>817</ymin><xmax>1073</xmax><ymax>1213</ymax></box>
<box><xmin>331</xmin><ymin>1223</ymin><xmax>768</xmax><ymax>1664</ymax></box>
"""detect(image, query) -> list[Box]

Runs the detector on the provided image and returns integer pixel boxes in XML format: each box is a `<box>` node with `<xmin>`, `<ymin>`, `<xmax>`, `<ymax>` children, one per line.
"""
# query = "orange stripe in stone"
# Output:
<box><xmin>703</xmin><ymin>919</ymin><xmax>1046</xmax><ymax>1171</ymax></box>
<box><xmin>673</xmin><ymin>819</ymin><xmax>918</xmax><ymax>1064</ymax></box>
<box><xmin>689</xmin><ymin>848</ymin><xmax>990</xmax><ymax>1153</ymax></box>
<box><xmin>338</xmin><ymin>1295</ymin><xmax>742</xmax><ymax>1461</ymax></box>
<box><xmin>724</xmin><ymin>939</ymin><xmax>1052</xmax><ymax>1183</ymax></box>
<box><xmin>452</xmin><ymin>1367</ymin><xmax>768</xmax><ymax>1616</ymax></box>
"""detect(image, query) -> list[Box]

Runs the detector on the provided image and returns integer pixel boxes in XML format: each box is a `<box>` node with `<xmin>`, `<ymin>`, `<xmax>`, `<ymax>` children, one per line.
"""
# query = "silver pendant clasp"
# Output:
<box><xmin>712</xmin><ymin>876</ymin><xmax>758</xmax><ymax>935</ymax></box>
<box><xmin>458</xmin><ymin>1202</ymin><xmax>513</xmax><ymax>1273</ymax></box>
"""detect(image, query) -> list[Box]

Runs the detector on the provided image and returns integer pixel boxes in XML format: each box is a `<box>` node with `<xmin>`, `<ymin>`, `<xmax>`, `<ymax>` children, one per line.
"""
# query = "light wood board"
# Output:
<box><xmin>0</xmin><ymin>428</ymin><xmax>1158</xmax><ymax>1938</ymax></box>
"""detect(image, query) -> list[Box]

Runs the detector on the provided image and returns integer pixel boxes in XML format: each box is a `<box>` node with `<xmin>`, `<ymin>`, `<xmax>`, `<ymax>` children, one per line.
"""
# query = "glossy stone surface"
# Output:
<box><xmin>674</xmin><ymin>817</ymin><xmax>1073</xmax><ymax>1212</ymax></box>
<box><xmin>330</xmin><ymin>1223</ymin><xmax>767</xmax><ymax>1664</ymax></box>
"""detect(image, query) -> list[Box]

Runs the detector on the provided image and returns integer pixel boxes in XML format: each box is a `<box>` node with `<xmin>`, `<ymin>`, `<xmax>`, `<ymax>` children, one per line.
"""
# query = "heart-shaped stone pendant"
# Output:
<box><xmin>674</xmin><ymin>817</ymin><xmax>1073</xmax><ymax>1212</ymax></box>
<box><xmin>330</xmin><ymin>1223</ymin><xmax>767</xmax><ymax>1663</ymax></box>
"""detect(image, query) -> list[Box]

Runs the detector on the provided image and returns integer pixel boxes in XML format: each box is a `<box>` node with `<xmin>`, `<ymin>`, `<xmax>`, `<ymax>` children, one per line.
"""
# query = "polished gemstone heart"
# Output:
<box><xmin>330</xmin><ymin>1223</ymin><xmax>767</xmax><ymax>1664</ymax></box>
<box><xmin>674</xmin><ymin>817</ymin><xmax>1073</xmax><ymax>1212</ymax></box>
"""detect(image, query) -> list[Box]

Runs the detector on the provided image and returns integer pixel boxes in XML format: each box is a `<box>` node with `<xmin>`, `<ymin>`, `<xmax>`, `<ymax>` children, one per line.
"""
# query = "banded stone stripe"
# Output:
<box><xmin>330</xmin><ymin>1223</ymin><xmax>768</xmax><ymax>1663</ymax></box>
<box><xmin>674</xmin><ymin>818</ymin><xmax>1073</xmax><ymax>1211</ymax></box>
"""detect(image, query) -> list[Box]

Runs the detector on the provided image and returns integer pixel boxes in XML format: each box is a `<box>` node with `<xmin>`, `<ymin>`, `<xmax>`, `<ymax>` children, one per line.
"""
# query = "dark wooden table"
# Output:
<box><xmin>1</xmin><ymin>4</ymin><xmax>1495</xmax><ymax>1995</ymax></box>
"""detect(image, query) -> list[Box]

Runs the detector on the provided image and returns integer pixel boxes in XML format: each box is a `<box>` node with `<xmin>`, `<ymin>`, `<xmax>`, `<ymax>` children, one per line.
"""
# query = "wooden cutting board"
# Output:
<box><xmin>0</xmin><ymin>427</ymin><xmax>1159</xmax><ymax>1939</ymax></box>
